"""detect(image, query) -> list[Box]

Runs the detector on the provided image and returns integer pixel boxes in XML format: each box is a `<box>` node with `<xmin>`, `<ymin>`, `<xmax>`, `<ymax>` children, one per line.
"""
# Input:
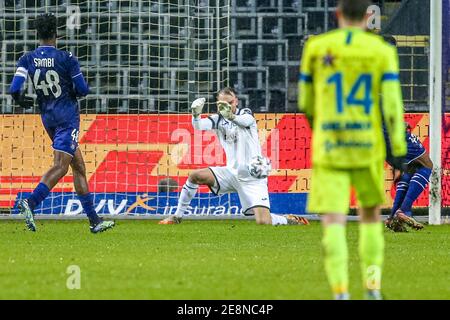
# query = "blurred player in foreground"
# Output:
<box><xmin>9</xmin><ymin>13</ymin><xmax>114</xmax><ymax>233</ymax></box>
<box><xmin>159</xmin><ymin>87</ymin><xmax>309</xmax><ymax>226</ymax></box>
<box><xmin>299</xmin><ymin>0</ymin><xmax>406</xmax><ymax>299</ymax></box>
<box><xmin>385</xmin><ymin>125</ymin><xmax>430</xmax><ymax>232</ymax></box>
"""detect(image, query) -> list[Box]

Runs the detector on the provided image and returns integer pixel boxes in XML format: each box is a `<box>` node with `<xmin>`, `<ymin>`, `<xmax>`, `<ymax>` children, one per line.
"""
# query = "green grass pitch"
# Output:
<box><xmin>0</xmin><ymin>220</ymin><xmax>449</xmax><ymax>300</ymax></box>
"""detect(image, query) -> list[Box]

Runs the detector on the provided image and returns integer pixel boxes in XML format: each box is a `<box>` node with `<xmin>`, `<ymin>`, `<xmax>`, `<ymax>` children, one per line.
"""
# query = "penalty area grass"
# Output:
<box><xmin>0</xmin><ymin>220</ymin><xmax>448</xmax><ymax>300</ymax></box>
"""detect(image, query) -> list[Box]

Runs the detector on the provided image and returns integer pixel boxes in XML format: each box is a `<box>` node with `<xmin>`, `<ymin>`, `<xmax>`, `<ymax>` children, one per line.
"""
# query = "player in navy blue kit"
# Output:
<box><xmin>381</xmin><ymin>35</ymin><xmax>430</xmax><ymax>232</ymax></box>
<box><xmin>9</xmin><ymin>13</ymin><xmax>114</xmax><ymax>233</ymax></box>
<box><xmin>385</xmin><ymin>126</ymin><xmax>432</xmax><ymax>232</ymax></box>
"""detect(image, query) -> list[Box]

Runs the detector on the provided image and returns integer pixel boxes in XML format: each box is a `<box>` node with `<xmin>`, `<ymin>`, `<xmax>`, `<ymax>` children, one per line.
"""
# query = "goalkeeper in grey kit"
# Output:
<box><xmin>159</xmin><ymin>87</ymin><xmax>309</xmax><ymax>226</ymax></box>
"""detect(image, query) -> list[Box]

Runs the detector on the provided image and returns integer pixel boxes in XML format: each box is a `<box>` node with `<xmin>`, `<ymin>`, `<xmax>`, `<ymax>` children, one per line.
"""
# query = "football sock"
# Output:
<box><xmin>174</xmin><ymin>180</ymin><xmax>199</xmax><ymax>218</ymax></box>
<box><xmin>390</xmin><ymin>173</ymin><xmax>411</xmax><ymax>217</ymax></box>
<box><xmin>78</xmin><ymin>193</ymin><xmax>101</xmax><ymax>225</ymax></box>
<box><xmin>270</xmin><ymin>213</ymin><xmax>288</xmax><ymax>225</ymax></box>
<box><xmin>359</xmin><ymin>222</ymin><xmax>384</xmax><ymax>292</ymax></box>
<box><xmin>27</xmin><ymin>182</ymin><xmax>50</xmax><ymax>210</ymax></box>
<box><xmin>400</xmin><ymin>167</ymin><xmax>431</xmax><ymax>216</ymax></box>
<box><xmin>322</xmin><ymin>224</ymin><xmax>348</xmax><ymax>295</ymax></box>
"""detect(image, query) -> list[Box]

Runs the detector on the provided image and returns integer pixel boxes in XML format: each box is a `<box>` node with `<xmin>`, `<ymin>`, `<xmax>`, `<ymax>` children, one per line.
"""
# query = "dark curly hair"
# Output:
<box><xmin>35</xmin><ymin>13</ymin><xmax>57</xmax><ymax>40</ymax></box>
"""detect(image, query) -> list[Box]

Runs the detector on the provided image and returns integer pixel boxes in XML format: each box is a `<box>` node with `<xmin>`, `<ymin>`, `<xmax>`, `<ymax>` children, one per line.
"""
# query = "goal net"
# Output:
<box><xmin>0</xmin><ymin>0</ymin><xmax>232</xmax><ymax>217</ymax></box>
<box><xmin>0</xmin><ymin>0</ymin><xmax>449</xmax><ymax>221</ymax></box>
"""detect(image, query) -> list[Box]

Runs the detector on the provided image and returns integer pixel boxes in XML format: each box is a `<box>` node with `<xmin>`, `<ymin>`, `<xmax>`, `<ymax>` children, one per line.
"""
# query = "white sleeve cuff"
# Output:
<box><xmin>15</xmin><ymin>67</ymin><xmax>28</xmax><ymax>78</ymax></box>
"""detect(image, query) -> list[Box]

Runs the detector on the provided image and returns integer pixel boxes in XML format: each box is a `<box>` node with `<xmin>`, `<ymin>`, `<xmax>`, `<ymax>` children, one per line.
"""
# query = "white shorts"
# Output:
<box><xmin>208</xmin><ymin>166</ymin><xmax>270</xmax><ymax>214</ymax></box>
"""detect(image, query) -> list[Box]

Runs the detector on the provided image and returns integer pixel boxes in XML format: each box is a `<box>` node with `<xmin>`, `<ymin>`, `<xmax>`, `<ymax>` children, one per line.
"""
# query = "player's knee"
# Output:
<box><xmin>187</xmin><ymin>172</ymin><xmax>199</xmax><ymax>184</ymax></box>
<box><xmin>53</xmin><ymin>163</ymin><xmax>70</xmax><ymax>177</ymax></box>
<box><xmin>322</xmin><ymin>214</ymin><xmax>347</xmax><ymax>225</ymax></box>
<box><xmin>79</xmin><ymin>165</ymin><xmax>87</xmax><ymax>177</ymax></box>
<box><xmin>72</xmin><ymin>162</ymin><xmax>87</xmax><ymax>177</ymax></box>
<box><xmin>188</xmin><ymin>170</ymin><xmax>206</xmax><ymax>185</ymax></box>
<box><xmin>359</xmin><ymin>206</ymin><xmax>381</xmax><ymax>223</ymax></box>
<box><xmin>400</xmin><ymin>172</ymin><xmax>412</xmax><ymax>183</ymax></box>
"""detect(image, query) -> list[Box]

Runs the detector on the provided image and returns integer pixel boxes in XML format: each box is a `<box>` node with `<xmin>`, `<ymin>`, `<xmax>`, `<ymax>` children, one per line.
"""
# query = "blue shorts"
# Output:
<box><xmin>43</xmin><ymin>120</ymin><xmax>80</xmax><ymax>157</ymax></box>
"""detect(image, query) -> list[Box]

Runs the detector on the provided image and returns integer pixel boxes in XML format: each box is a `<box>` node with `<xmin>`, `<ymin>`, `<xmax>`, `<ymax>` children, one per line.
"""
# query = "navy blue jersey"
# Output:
<box><xmin>11</xmin><ymin>45</ymin><xmax>89</xmax><ymax>156</ymax></box>
<box><xmin>15</xmin><ymin>46</ymin><xmax>83</xmax><ymax>124</ymax></box>
<box><xmin>384</xmin><ymin>125</ymin><xmax>426</xmax><ymax>165</ymax></box>
<box><xmin>405</xmin><ymin>131</ymin><xmax>426</xmax><ymax>164</ymax></box>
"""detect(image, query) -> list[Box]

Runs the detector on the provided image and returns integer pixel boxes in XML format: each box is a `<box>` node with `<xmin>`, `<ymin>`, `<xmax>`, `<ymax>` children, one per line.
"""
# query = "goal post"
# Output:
<box><xmin>429</xmin><ymin>0</ymin><xmax>446</xmax><ymax>225</ymax></box>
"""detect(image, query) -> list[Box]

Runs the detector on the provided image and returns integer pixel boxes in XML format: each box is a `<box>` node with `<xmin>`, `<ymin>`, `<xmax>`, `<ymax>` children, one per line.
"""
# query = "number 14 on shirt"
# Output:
<box><xmin>327</xmin><ymin>72</ymin><xmax>373</xmax><ymax>115</ymax></box>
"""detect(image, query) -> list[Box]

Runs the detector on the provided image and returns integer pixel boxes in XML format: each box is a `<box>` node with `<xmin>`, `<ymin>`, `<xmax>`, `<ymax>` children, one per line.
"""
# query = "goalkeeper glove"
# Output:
<box><xmin>11</xmin><ymin>92</ymin><xmax>34</xmax><ymax>109</ymax></box>
<box><xmin>191</xmin><ymin>97</ymin><xmax>206</xmax><ymax>118</ymax></box>
<box><xmin>217</xmin><ymin>100</ymin><xmax>235</xmax><ymax>120</ymax></box>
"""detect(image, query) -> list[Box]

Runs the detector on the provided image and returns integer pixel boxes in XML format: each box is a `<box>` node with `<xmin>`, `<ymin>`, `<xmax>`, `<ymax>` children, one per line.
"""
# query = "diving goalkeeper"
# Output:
<box><xmin>159</xmin><ymin>87</ymin><xmax>309</xmax><ymax>226</ymax></box>
<box><xmin>299</xmin><ymin>0</ymin><xmax>407</xmax><ymax>299</ymax></box>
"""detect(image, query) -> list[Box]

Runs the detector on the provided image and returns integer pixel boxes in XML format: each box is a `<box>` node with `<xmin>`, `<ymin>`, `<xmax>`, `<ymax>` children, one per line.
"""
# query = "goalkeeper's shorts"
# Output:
<box><xmin>307</xmin><ymin>161</ymin><xmax>385</xmax><ymax>215</ymax></box>
<box><xmin>208</xmin><ymin>166</ymin><xmax>270</xmax><ymax>214</ymax></box>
